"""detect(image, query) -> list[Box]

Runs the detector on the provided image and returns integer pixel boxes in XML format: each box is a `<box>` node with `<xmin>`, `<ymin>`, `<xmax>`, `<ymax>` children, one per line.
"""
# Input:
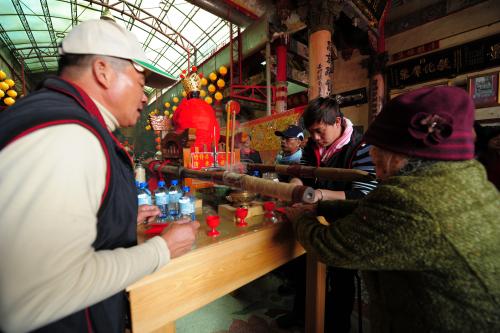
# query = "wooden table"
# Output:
<box><xmin>127</xmin><ymin>213</ymin><xmax>305</xmax><ymax>333</ymax></box>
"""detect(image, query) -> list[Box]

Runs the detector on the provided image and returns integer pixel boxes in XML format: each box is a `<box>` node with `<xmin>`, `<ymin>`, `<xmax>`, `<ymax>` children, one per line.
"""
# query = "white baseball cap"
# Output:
<box><xmin>59</xmin><ymin>19</ymin><xmax>176</xmax><ymax>88</ymax></box>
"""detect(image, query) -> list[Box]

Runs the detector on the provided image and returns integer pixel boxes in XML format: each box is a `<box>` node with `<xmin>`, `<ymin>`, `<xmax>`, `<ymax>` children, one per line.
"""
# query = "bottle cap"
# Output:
<box><xmin>158</xmin><ymin>180</ymin><xmax>166</xmax><ymax>187</ymax></box>
<box><xmin>171</xmin><ymin>179</ymin><xmax>178</xmax><ymax>185</ymax></box>
<box><xmin>182</xmin><ymin>186</ymin><xmax>190</xmax><ymax>192</ymax></box>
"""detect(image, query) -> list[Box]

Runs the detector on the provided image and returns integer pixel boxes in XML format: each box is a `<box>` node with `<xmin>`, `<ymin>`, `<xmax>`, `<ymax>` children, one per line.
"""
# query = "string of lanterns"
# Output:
<box><xmin>0</xmin><ymin>69</ymin><xmax>18</xmax><ymax>108</ymax></box>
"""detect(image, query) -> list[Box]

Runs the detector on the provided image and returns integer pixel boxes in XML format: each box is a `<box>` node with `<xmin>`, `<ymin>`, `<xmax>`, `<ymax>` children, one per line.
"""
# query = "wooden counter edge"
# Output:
<box><xmin>127</xmin><ymin>221</ymin><xmax>305</xmax><ymax>333</ymax></box>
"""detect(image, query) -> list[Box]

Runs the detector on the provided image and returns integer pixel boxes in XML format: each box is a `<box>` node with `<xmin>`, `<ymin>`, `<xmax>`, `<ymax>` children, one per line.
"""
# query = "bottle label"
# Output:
<box><xmin>179</xmin><ymin>198</ymin><xmax>190</xmax><ymax>215</ymax></box>
<box><xmin>138</xmin><ymin>193</ymin><xmax>150</xmax><ymax>206</ymax></box>
<box><xmin>155</xmin><ymin>192</ymin><xmax>168</xmax><ymax>205</ymax></box>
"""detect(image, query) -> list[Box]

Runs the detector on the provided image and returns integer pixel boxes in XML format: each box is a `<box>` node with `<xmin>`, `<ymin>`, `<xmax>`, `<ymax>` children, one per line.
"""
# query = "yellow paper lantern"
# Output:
<box><xmin>4</xmin><ymin>97</ymin><xmax>15</xmax><ymax>106</ymax></box>
<box><xmin>0</xmin><ymin>90</ymin><xmax>4</xmax><ymax>98</ymax></box>
<box><xmin>205</xmin><ymin>96</ymin><xmax>213</xmax><ymax>104</ymax></box>
<box><xmin>173</xmin><ymin>96</ymin><xmax>179</xmax><ymax>103</ymax></box>
<box><xmin>209</xmin><ymin>72</ymin><xmax>217</xmax><ymax>81</ymax></box>
<box><xmin>164</xmin><ymin>102</ymin><xmax>171</xmax><ymax>108</ymax></box>
<box><xmin>219</xmin><ymin>66</ymin><xmax>228</xmax><ymax>76</ymax></box>
<box><xmin>172</xmin><ymin>105</ymin><xmax>177</xmax><ymax>111</ymax></box>
<box><xmin>200</xmin><ymin>77</ymin><xmax>208</xmax><ymax>86</ymax></box>
<box><xmin>200</xmin><ymin>89</ymin><xmax>206</xmax><ymax>97</ymax></box>
<box><xmin>0</xmin><ymin>70</ymin><xmax>6</xmax><ymax>80</ymax></box>
<box><xmin>0</xmin><ymin>82</ymin><xmax>9</xmax><ymax>91</ymax></box>
<box><xmin>214</xmin><ymin>92</ymin><xmax>223</xmax><ymax>101</ymax></box>
<box><xmin>6</xmin><ymin>90</ymin><xmax>17</xmax><ymax>98</ymax></box>
<box><xmin>208</xmin><ymin>84</ymin><xmax>216</xmax><ymax>93</ymax></box>
<box><xmin>5</xmin><ymin>79</ymin><xmax>15</xmax><ymax>87</ymax></box>
<box><xmin>182</xmin><ymin>90</ymin><xmax>187</xmax><ymax>97</ymax></box>
<box><xmin>217</xmin><ymin>78</ymin><xmax>225</xmax><ymax>88</ymax></box>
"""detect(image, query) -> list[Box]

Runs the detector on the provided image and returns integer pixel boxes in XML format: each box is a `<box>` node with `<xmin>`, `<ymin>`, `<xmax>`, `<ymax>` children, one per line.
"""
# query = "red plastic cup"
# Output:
<box><xmin>206</xmin><ymin>215</ymin><xmax>220</xmax><ymax>236</ymax></box>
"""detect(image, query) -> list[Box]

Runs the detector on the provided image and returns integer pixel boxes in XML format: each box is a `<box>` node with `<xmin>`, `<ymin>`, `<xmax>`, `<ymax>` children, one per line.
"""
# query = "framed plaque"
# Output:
<box><xmin>468</xmin><ymin>72</ymin><xmax>500</xmax><ymax>108</ymax></box>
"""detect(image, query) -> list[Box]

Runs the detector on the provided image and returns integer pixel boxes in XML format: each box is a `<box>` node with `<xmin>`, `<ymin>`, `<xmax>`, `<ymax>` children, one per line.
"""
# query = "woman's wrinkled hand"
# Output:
<box><xmin>137</xmin><ymin>205</ymin><xmax>161</xmax><ymax>225</ymax></box>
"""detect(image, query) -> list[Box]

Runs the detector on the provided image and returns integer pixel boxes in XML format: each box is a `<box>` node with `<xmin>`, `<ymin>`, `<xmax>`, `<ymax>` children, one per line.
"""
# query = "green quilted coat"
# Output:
<box><xmin>292</xmin><ymin>160</ymin><xmax>500</xmax><ymax>332</ymax></box>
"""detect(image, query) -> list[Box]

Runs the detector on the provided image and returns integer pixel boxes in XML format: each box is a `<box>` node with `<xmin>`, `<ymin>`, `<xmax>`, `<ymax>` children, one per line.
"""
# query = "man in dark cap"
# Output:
<box><xmin>275</xmin><ymin>125</ymin><xmax>304</xmax><ymax>165</ymax></box>
<box><xmin>285</xmin><ymin>86</ymin><xmax>500</xmax><ymax>332</ymax></box>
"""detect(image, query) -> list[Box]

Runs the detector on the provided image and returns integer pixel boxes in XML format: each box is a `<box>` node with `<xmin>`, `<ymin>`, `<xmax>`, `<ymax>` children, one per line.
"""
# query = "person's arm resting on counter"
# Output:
<box><xmin>0</xmin><ymin>126</ymin><xmax>170</xmax><ymax>332</ymax></box>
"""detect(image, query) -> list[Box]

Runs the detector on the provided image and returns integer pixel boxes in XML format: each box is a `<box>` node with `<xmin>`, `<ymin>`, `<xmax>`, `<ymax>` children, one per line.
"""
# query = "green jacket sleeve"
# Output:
<box><xmin>292</xmin><ymin>184</ymin><xmax>443</xmax><ymax>271</ymax></box>
<box><xmin>317</xmin><ymin>199</ymin><xmax>359</xmax><ymax>220</ymax></box>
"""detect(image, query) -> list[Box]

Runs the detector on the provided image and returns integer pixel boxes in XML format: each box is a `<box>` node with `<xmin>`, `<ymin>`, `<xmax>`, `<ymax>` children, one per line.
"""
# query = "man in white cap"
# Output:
<box><xmin>0</xmin><ymin>19</ymin><xmax>199</xmax><ymax>332</ymax></box>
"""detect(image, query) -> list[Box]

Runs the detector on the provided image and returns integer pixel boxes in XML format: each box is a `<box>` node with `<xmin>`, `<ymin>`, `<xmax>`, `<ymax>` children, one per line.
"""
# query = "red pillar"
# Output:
<box><xmin>275</xmin><ymin>42</ymin><xmax>288</xmax><ymax>113</ymax></box>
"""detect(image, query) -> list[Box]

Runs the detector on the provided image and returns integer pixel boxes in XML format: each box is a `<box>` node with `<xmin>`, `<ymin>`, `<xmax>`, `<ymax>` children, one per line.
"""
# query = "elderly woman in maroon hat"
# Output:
<box><xmin>285</xmin><ymin>86</ymin><xmax>500</xmax><ymax>332</ymax></box>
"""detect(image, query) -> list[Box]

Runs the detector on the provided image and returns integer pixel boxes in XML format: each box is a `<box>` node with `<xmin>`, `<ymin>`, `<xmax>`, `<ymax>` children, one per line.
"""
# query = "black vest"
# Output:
<box><xmin>0</xmin><ymin>77</ymin><xmax>138</xmax><ymax>333</ymax></box>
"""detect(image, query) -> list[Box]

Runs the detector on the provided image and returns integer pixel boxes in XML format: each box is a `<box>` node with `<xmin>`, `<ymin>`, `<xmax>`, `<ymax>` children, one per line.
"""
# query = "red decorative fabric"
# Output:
<box><xmin>173</xmin><ymin>98</ymin><xmax>220</xmax><ymax>151</ymax></box>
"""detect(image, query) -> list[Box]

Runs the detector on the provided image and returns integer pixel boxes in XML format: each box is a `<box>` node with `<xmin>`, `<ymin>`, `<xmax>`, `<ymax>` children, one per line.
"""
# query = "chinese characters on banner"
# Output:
<box><xmin>388</xmin><ymin>33</ymin><xmax>500</xmax><ymax>89</ymax></box>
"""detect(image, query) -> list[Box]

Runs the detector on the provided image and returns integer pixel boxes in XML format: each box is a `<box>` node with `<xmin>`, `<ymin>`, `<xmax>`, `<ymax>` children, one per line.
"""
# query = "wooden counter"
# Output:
<box><xmin>127</xmin><ymin>213</ymin><xmax>305</xmax><ymax>333</ymax></box>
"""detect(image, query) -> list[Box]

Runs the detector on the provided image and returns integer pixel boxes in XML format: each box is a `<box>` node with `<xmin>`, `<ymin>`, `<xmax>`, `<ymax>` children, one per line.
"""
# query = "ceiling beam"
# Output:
<box><xmin>0</xmin><ymin>23</ymin><xmax>32</xmax><ymax>75</ymax></box>
<box><xmin>40</xmin><ymin>0</ymin><xmax>59</xmax><ymax>48</ymax></box>
<box><xmin>11</xmin><ymin>0</ymin><xmax>49</xmax><ymax>72</ymax></box>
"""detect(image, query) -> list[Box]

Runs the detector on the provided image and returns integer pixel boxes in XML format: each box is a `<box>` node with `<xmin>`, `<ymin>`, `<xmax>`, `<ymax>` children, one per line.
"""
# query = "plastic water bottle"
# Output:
<box><xmin>137</xmin><ymin>182</ymin><xmax>152</xmax><ymax>205</ymax></box>
<box><xmin>168</xmin><ymin>180</ymin><xmax>182</xmax><ymax>221</ymax></box>
<box><xmin>154</xmin><ymin>180</ymin><xmax>169</xmax><ymax>223</ymax></box>
<box><xmin>179</xmin><ymin>186</ymin><xmax>196</xmax><ymax>222</ymax></box>
<box><xmin>134</xmin><ymin>161</ymin><xmax>146</xmax><ymax>183</ymax></box>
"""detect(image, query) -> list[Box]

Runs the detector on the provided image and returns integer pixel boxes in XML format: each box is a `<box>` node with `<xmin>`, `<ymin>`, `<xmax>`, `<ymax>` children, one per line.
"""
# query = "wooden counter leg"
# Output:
<box><xmin>150</xmin><ymin>321</ymin><xmax>175</xmax><ymax>333</ymax></box>
<box><xmin>305</xmin><ymin>253</ymin><xmax>326</xmax><ymax>333</ymax></box>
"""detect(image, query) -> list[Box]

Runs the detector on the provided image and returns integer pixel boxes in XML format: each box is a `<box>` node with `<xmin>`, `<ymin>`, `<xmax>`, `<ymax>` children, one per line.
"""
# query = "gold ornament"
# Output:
<box><xmin>0</xmin><ymin>70</ymin><xmax>6</xmax><ymax>80</ymax></box>
<box><xmin>209</xmin><ymin>72</ymin><xmax>217</xmax><ymax>81</ymax></box>
<box><xmin>5</xmin><ymin>79</ymin><xmax>15</xmax><ymax>87</ymax></box>
<box><xmin>217</xmin><ymin>78</ymin><xmax>225</xmax><ymax>88</ymax></box>
<box><xmin>208</xmin><ymin>84</ymin><xmax>216</xmax><ymax>93</ymax></box>
<box><xmin>6</xmin><ymin>90</ymin><xmax>17</xmax><ymax>98</ymax></box>
<box><xmin>173</xmin><ymin>96</ymin><xmax>179</xmax><ymax>103</ymax></box>
<box><xmin>200</xmin><ymin>77</ymin><xmax>208</xmax><ymax>86</ymax></box>
<box><xmin>172</xmin><ymin>105</ymin><xmax>178</xmax><ymax>111</ymax></box>
<box><xmin>214</xmin><ymin>92</ymin><xmax>223</xmax><ymax>101</ymax></box>
<box><xmin>145</xmin><ymin>125</ymin><xmax>152</xmax><ymax>131</ymax></box>
<box><xmin>182</xmin><ymin>90</ymin><xmax>187</xmax><ymax>97</ymax></box>
<box><xmin>181</xmin><ymin>72</ymin><xmax>201</xmax><ymax>95</ymax></box>
<box><xmin>219</xmin><ymin>66</ymin><xmax>228</xmax><ymax>76</ymax></box>
<box><xmin>200</xmin><ymin>89</ymin><xmax>207</xmax><ymax>97</ymax></box>
<box><xmin>164</xmin><ymin>110</ymin><xmax>170</xmax><ymax>116</ymax></box>
<box><xmin>164</xmin><ymin>102</ymin><xmax>171</xmax><ymax>108</ymax></box>
<box><xmin>4</xmin><ymin>97</ymin><xmax>16</xmax><ymax>106</ymax></box>
<box><xmin>0</xmin><ymin>82</ymin><xmax>9</xmax><ymax>91</ymax></box>
<box><xmin>205</xmin><ymin>96</ymin><xmax>213</xmax><ymax>104</ymax></box>
<box><xmin>0</xmin><ymin>90</ymin><xmax>4</xmax><ymax>98</ymax></box>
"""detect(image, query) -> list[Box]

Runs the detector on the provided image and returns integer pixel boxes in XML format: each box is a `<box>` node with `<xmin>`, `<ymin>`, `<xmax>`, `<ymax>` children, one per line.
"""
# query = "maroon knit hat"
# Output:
<box><xmin>364</xmin><ymin>86</ymin><xmax>475</xmax><ymax>160</ymax></box>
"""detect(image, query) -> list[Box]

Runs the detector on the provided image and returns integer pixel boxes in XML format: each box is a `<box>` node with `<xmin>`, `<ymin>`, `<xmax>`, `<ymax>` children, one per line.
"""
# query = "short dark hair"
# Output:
<box><xmin>302</xmin><ymin>97</ymin><xmax>343</xmax><ymax>129</ymax></box>
<box><xmin>57</xmin><ymin>54</ymin><xmax>95</xmax><ymax>74</ymax></box>
<box><xmin>58</xmin><ymin>54</ymin><xmax>127</xmax><ymax>75</ymax></box>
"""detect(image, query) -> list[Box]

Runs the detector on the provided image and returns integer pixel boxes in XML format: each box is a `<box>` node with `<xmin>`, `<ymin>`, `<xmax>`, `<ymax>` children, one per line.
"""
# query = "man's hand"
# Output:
<box><xmin>161</xmin><ymin>221</ymin><xmax>200</xmax><ymax>258</ymax></box>
<box><xmin>137</xmin><ymin>205</ymin><xmax>161</xmax><ymax>225</ymax></box>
